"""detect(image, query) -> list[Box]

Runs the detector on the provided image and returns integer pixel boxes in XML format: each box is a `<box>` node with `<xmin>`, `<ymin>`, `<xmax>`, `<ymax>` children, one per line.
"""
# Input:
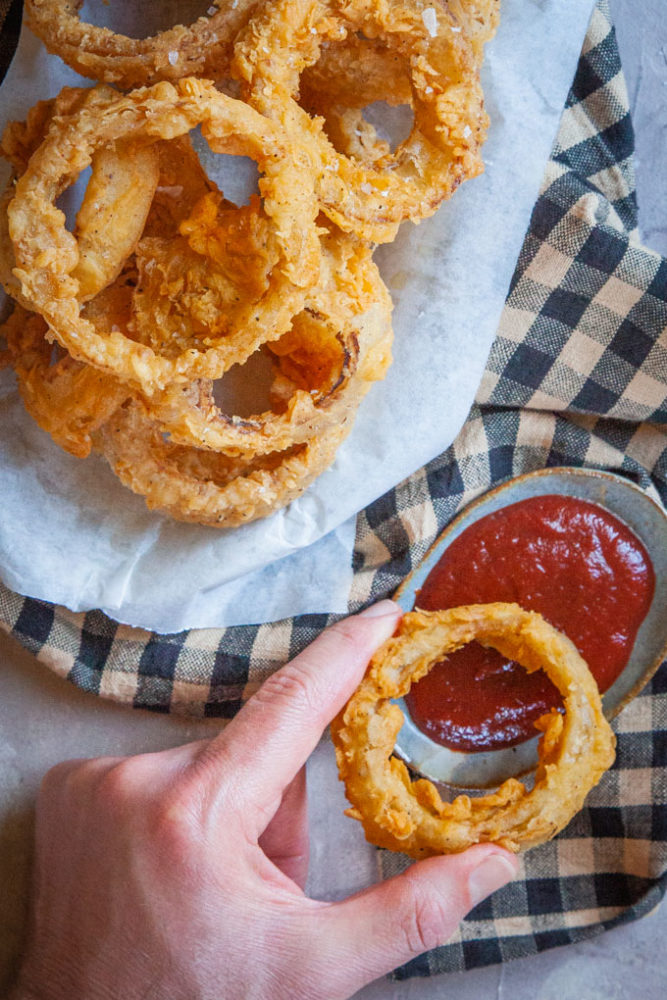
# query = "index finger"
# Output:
<box><xmin>194</xmin><ymin>601</ymin><xmax>401</xmax><ymax>825</ymax></box>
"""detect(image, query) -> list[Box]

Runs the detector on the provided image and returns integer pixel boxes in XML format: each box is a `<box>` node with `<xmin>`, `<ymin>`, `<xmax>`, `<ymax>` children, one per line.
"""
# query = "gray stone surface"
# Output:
<box><xmin>1</xmin><ymin>0</ymin><xmax>665</xmax><ymax>996</ymax></box>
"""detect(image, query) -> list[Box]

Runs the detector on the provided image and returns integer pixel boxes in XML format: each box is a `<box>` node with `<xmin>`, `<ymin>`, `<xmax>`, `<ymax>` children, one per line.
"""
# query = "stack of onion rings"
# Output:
<box><xmin>331</xmin><ymin>605</ymin><xmax>616</xmax><ymax>856</ymax></box>
<box><xmin>2</xmin><ymin>1</ymin><xmax>497</xmax><ymax>526</ymax></box>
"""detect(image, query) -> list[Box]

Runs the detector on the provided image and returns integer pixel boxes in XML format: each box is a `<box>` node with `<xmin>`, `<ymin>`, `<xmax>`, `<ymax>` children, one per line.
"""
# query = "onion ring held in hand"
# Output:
<box><xmin>25</xmin><ymin>0</ymin><xmax>260</xmax><ymax>89</ymax></box>
<box><xmin>6</xmin><ymin>78</ymin><xmax>321</xmax><ymax>395</ymax></box>
<box><xmin>233</xmin><ymin>0</ymin><xmax>494</xmax><ymax>243</ymax></box>
<box><xmin>331</xmin><ymin>604</ymin><xmax>616</xmax><ymax>857</ymax></box>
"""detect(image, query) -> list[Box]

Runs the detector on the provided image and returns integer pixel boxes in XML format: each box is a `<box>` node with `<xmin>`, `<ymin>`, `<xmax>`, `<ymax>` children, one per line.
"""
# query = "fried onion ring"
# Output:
<box><xmin>1</xmin><ymin>304</ymin><xmax>129</xmax><ymax>458</ymax></box>
<box><xmin>1</xmin><ymin>85</ymin><xmax>159</xmax><ymax>305</ymax></box>
<box><xmin>448</xmin><ymin>0</ymin><xmax>501</xmax><ymax>61</ymax></box>
<box><xmin>93</xmin><ymin>399</ymin><xmax>350</xmax><ymax>528</ymax></box>
<box><xmin>0</xmin><ymin>86</ymin><xmax>94</xmax><ymax>175</ymax></box>
<box><xmin>25</xmin><ymin>0</ymin><xmax>260</xmax><ymax>88</ymax></box>
<box><xmin>3</xmin><ymin>5</ymin><xmax>497</xmax><ymax>529</ymax></box>
<box><xmin>6</xmin><ymin>78</ymin><xmax>321</xmax><ymax>395</ymax></box>
<box><xmin>147</xmin><ymin>228</ymin><xmax>393</xmax><ymax>457</ymax></box>
<box><xmin>331</xmin><ymin>604</ymin><xmax>616</xmax><ymax>857</ymax></box>
<box><xmin>71</xmin><ymin>140</ymin><xmax>160</xmax><ymax>301</ymax></box>
<box><xmin>299</xmin><ymin>34</ymin><xmax>414</xmax><ymax>170</ymax></box>
<box><xmin>233</xmin><ymin>0</ymin><xmax>494</xmax><ymax>242</ymax></box>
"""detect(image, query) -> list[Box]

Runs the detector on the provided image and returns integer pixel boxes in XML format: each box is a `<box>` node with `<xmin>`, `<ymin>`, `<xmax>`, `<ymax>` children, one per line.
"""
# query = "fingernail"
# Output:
<box><xmin>468</xmin><ymin>853</ymin><xmax>517</xmax><ymax>907</ymax></box>
<box><xmin>358</xmin><ymin>600</ymin><xmax>400</xmax><ymax>619</ymax></box>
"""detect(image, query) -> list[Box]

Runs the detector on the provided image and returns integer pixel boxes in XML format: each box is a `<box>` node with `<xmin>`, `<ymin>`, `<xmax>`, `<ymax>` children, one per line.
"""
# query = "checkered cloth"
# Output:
<box><xmin>0</xmin><ymin>0</ymin><xmax>666</xmax><ymax>979</ymax></box>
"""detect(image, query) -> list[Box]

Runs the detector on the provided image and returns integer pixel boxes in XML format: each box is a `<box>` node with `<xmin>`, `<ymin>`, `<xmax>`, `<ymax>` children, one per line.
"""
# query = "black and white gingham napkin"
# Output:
<box><xmin>0</xmin><ymin>0</ymin><xmax>665</xmax><ymax>977</ymax></box>
<box><xmin>375</xmin><ymin>2</ymin><xmax>667</xmax><ymax>979</ymax></box>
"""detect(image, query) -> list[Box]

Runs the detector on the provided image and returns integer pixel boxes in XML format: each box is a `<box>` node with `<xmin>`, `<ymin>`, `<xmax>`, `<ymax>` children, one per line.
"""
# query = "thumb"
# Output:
<box><xmin>313</xmin><ymin>845</ymin><xmax>518</xmax><ymax>995</ymax></box>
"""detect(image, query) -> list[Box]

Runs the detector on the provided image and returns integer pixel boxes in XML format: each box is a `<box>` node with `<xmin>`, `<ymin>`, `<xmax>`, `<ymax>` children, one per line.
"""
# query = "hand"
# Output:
<box><xmin>11</xmin><ymin>601</ymin><xmax>518</xmax><ymax>1000</ymax></box>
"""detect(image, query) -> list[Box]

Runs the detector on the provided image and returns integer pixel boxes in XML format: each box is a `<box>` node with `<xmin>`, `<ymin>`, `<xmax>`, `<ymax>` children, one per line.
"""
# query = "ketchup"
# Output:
<box><xmin>404</xmin><ymin>494</ymin><xmax>655</xmax><ymax>753</ymax></box>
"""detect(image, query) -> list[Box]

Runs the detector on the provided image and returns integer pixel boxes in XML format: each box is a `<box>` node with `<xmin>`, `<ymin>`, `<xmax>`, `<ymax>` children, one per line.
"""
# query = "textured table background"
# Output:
<box><xmin>0</xmin><ymin>0</ymin><xmax>665</xmax><ymax>996</ymax></box>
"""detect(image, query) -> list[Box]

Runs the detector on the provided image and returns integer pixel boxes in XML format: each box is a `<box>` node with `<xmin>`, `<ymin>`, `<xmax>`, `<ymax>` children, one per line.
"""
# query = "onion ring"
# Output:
<box><xmin>147</xmin><ymin>228</ymin><xmax>393</xmax><ymax>457</ymax></box>
<box><xmin>71</xmin><ymin>140</ymin><xmax>160</xmax><ymax>301</ymax></box>
<box><xmin>331</xmin><ymin>604</ymin><xmax>616</xmax><ymax>856</ymax></box>
<box><xmin>1</xmin><ymin>86</ymin><xmax>158</xmax><ymax>305</ymax></box>
<box><xmin>6</xmin><ymin>78</ymin><xmax>321</xmax><ymax>395</ymax></box>
<box><xmin>25</xmin><ymin>0</ymin><xmax>260</xmax><ymax>89</ymax></box>
<box><xmin>1</xmin><ymin>88</ymin><xmax>93</xmax><ymax>308</ymax></box>
<box><xmin>299</xmin><ymin>34</ymin><xmax>414</xmax><ymax>170</ymax></box>
<box><xmin>142</xmin><ymin>134</ymin><xmax>219</xmax><ymax>237</ymax></box>
<box><xmin>233</xmin><ymin>0</ymin><xmax>494</xmax><ymax>243</ymax></box>
<box><xmin>0</xmin><ymin>87</ymin><xmax>94</xmax><ymax>175</ymax></box>
<box><xmin>93</xmin><ymin>398</ymin><xmax>350</xmax><ymax>528</ymax></box>
<box><xmin>91</xmin><ymin>228</ymin><xmax>393</xmax><ymax>525</ymax></box>
<box><xmin>1</xmin><ymin>304</ymin><xmax>129</xmax><ymax>458</ymax></box>
<box><xmin>448</xmin><ymin>0</ymin><xmax>501</xmax><ymax>61</ymax></box>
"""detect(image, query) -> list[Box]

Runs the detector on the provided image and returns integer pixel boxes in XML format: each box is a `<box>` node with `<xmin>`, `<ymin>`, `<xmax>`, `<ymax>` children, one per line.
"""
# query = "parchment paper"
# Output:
<box><xmin>0</xmin><ymin>0</ymin><xmax>595</xmax><ymax>632</ymax></box>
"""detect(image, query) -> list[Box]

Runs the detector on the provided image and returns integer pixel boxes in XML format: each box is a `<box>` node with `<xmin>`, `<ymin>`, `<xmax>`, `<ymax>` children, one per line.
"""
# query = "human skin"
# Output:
<box><xmin>9</xmin><ymin>600</ymin><xmax>518</xmax><ymax>1000</ymax></box>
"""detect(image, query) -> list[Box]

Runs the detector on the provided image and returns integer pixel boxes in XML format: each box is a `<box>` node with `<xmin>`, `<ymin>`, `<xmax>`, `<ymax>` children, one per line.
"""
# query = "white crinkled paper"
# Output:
<box><xmin>0</xmin><ymin>0</ymin><xmax>595</xmax><ymax>632</ymax></box>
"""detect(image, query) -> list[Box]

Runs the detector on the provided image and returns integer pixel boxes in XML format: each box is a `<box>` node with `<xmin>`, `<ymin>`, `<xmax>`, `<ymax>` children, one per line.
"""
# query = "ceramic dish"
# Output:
<box><xmin>392</xmin><ymin>467</ymin><xmax>667</xmax><ymax>789</ymax></box>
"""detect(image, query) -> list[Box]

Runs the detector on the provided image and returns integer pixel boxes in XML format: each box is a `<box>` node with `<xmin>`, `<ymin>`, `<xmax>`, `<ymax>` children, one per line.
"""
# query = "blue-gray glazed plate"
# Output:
<box><xmin>392</xmin><ymin>467</ymin><xmax>667</xmax><ymax>789</ymax></box>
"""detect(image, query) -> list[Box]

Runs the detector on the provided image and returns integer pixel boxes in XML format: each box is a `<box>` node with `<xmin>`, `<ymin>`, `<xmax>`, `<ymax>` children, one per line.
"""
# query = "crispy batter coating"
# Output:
<box><xmin>331</xmin><ymin>605</ymin><xmax>616</xmax><ymax>857</ymax></box>
<box><xmin>71</xmin><ymin>140</ymin><xmax>160</xmax><ymax>301</ymax></box>
<box><xmin>94</xmin><ymin>399</ymin><xmax>347</xmax><ymax>528</ymax></box>
<box><xmin>0</xmin><ymin>87</ymin><xmax>151</xmax><ymax>307</ymax></box>
<box><xmin>6</xmin><ymin>78</ymin><xmax>321</xmax><ymax>395</ymax></box>
<box><xmin>1</xmin><ymin>305</ymin><xmax>129</xmax><ymax>458</ymax></box>
<box><xmin>0</xmin><ymin>93</ymin><xmax>393</xmax><ymax>525</ymax></box>
<box><xmin>25</xmin><ymin>0</ymin><xmax>260</xmax><ymax>88</ymax></box>
<box><xmin>1</xmin><ymin>218</ymin><xmax>393</xmax><ymax>517</ymax></box>
<box><xmin>147</xmin><ymin>226</ymin><xmax>393</xmax><ymax>457</ymax></box>
<box><xmin>233</xmin><ymin>0</ymin><xmax>497</xmax><ymax>242</ymax></box>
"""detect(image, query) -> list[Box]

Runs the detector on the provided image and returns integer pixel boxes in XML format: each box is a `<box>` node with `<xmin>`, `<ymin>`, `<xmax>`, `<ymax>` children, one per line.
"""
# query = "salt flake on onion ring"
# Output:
<box><xmin>233</xmin><ymin>0</ymin><xmax>495</xmax><ymax>243</ymax></box>
<box><xmin>331</xmin><ymin>604</ymin><xmax>616</xmax><ymax>857</ymax></box>
<box><xmin>25</xmin><ymin>0</ymin><xmax>260</xmax><ymax>89</ymax></box>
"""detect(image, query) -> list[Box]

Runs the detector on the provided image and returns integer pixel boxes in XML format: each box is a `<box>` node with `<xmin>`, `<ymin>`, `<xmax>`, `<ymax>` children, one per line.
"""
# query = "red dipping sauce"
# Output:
<box><xmin>405</xmin><ymin>494</ymin><xmax>655</xmax><ymax>753</ymax></box>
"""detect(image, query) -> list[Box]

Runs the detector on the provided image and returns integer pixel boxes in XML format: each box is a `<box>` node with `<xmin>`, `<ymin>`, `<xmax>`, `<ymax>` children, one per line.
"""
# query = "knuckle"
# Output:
<box><xmin>40</xmin><ymin>755</ymin><xmax>118</xmax><ymax>800</ymax></box>
<box><xmin>39</xmin><ymin>759</ymin><xmax>79</xmax><ymax>795</ymax></box>
<box><xmin>92</xmin><ymin>757</ymin><xmax>142</xmax><ymax>807</ymax></box>
<box><xmin>325</xmin><ymin>618</ymin><xmax>367</xmax><ymax>658</ymax></box>
<box><xmin>149</xmin><ymin>794</ymin><xmax>199</xmax><ymax>858</ymax></box>
<box><xmin>400</xmin><ymin>890</ymin><xmax>452</xmax><ymax>956</ymax></box>
<box><xmin>253</xmin><ymin>662</ymin><xmax>317</xmax><ymax>717</ymax></box>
